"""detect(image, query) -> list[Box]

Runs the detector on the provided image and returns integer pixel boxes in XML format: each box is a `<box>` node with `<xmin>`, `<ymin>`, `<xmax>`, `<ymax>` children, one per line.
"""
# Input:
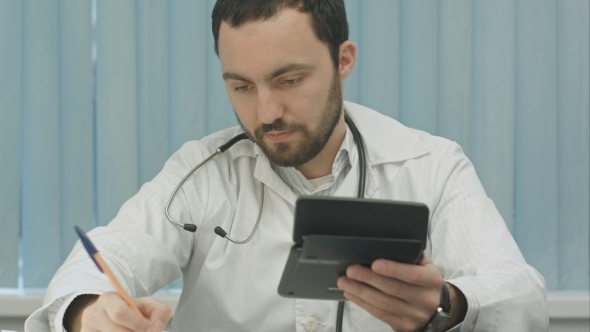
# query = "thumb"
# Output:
<box><xmin>135</xmin><ymin>297</ymin><xmax>172</xmax><ymax>330</ymax></box>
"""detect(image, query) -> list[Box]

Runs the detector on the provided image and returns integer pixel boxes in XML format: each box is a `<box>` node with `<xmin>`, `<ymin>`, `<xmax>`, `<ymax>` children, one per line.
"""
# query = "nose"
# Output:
<box><xmin>257</xmin><ymin>87</ymin><xmax>283</xmax><ymax>124</ymax></box>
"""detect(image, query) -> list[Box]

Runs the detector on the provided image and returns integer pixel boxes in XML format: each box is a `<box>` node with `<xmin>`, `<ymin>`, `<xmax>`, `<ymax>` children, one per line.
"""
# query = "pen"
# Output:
<box><xmin>74</xmin><ymin>225</ymin><xmax>143</xmax><ymax>316</ymax></box>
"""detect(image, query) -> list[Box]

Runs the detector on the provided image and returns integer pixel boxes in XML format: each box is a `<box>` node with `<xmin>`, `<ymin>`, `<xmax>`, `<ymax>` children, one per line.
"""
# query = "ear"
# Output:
<box><xmin>338</xmin><ymin>40</ymin><xmax>356</xmax><ymax>81</ymax></box>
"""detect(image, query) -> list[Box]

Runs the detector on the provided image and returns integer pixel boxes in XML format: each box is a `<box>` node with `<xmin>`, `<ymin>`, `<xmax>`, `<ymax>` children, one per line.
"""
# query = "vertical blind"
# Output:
<box><xmin>0</xmin><ymin>0</ymin><xmax>588</xmax><ymax>292</ymax></box>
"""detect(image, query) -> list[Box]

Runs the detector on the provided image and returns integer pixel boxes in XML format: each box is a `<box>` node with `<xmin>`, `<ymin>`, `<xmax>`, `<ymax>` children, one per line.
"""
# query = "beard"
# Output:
<box><xmin>237</xmin><ymin>71</ymin><xmax>343</xmax><ymax>167</ymax></box>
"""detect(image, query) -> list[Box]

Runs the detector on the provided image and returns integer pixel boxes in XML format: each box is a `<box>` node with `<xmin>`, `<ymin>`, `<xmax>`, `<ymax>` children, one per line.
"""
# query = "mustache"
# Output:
<box><xmin>256</xmin><ymin>119</ymin><xmax>305</xmax><ymax>135</ymax></box>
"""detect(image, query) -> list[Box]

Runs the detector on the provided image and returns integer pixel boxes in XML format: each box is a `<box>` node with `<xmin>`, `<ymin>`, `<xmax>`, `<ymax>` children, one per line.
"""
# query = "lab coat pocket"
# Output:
<box><xmin>349</xmin><ymin>303</ymin><xmax>393</xmax><ymax>332</ymax></box>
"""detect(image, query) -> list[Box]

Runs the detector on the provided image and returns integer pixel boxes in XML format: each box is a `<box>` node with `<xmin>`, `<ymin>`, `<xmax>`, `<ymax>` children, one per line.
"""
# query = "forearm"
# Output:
<box><xmin>63</xmin><ymin>294</ymin><xmax>99</xmax><ymax>332</ymax></box>
<box><xmin>445</xmin><ymin>282</ymin><xmax>467</xmax><ymax>330</ymax></box>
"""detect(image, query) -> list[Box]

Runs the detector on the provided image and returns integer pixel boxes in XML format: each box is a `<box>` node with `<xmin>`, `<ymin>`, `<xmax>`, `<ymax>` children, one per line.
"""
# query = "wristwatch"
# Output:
<box><xmin>418</xmin><ymin>282</ymin><xmax>451</xmax><ymax>332</ymax></box>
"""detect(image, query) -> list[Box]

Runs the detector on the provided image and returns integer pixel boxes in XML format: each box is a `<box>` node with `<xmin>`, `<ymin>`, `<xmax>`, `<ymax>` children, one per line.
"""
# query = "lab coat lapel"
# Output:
<box><xmin>344</xmin><ymin>101</ymin><xmax>432</xmax><ymax>164</ymax></box>
<box><xmin>253</xmin><ymin>146</ymin><xmax>298</xmax><ymax>206</ymax></box>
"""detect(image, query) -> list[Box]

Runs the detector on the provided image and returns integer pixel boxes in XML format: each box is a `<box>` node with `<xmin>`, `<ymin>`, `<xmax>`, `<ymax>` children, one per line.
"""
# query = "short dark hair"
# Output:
<box><xmin>212</xmin><ymin>0</ymin><xmax>349</xmax><ymax>68</ymax></box>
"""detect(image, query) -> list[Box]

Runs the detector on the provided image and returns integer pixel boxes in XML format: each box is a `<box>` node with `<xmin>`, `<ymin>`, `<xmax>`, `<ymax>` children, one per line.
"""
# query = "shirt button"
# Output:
<box><xmin>468</xmin><ymin>324</ymin><xmax>475</xmax><ymax>332</ymax></box>
<box><xmin>304</xmin><ymin>317</ymin><xmax>319</xmax><ymax>332</ymax></box>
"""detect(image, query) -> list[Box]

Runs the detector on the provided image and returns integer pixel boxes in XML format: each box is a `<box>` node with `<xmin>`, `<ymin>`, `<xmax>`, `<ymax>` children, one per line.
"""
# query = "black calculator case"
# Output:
<box><xmin>278</xmin><ymin>196</ymin><xmax>429</xmax><ymax>301</ymax></box>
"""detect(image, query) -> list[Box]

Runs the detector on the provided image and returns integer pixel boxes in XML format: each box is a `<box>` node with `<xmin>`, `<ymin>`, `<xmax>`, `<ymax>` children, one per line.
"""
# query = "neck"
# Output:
<box><xmin>296</xmin><ymin>115</ymin><xmax>346</xmax><ymax>179</ymax></box>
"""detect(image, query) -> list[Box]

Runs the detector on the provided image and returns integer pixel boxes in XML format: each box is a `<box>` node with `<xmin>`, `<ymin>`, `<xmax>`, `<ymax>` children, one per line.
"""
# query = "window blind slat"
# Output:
<box><xmin>169</xmin><ymin>0</ymin><xmax>207</xmax><ymax>152</ymax></box>
<box><xmin>0</xmin><ymin>0</ymin><xmax>22</xmax><ymax>288</ymax></box>
<box><xmin>95</xmin><ymin>0</ymin><xmax>138</xmax><ymax>226</ymax></box>
<box><xmin>59</xmin><ymin>0</ymin><xmax>94</xmax><ymax>262</ymax></box>
<box><xmin>556</xmin><ymin>0</ymin><xmax>590</xmax><ymax>290</ymax></box>
<box><xmin>21</xmin><ymin>0</ymin><xmax>61</xmax><ymax>288</ymax></box>
<box><xmin>343</xmin><ymin>0</ymin><xmax>360</xmax><ymax>104</ymax></box>
<box><xmin>137</xmin><ymin>0</ymin><xmax>170</xmax><ymax>185</ymax></box>
<box><xmin>438</xmin><ymin>0</ymin><xmax>472</xmax><ymax>154</ymax></box>
<box><xmin>515</xmin><ymin>0</ymin><xmax>559</xmax><ymax>289</ymax></box>
<box><xmin>358</xmin><ymin>0</ymin><xmax>400</xmax><ymax>120</ymax></box>
<box><xmin>471</xmin><ymin>0</ymin><xmax>516</xmax><ymax>232</ymax></box>
<box><xmin>399</xmin><ymin>0</ymin><xmax>439</xmax><ymax>134</ymax></box>
<box><xmin>205</xmin><ymin>0</ymin><xmax>237</xmax><ymax>135</ymax></box>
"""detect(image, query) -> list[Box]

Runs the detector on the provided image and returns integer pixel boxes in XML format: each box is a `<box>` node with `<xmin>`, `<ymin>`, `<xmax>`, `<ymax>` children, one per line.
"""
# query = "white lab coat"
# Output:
<box><xmin>26</xmin><ymin>101</ymin><xmax>548</xmax><ymax>332</ymax></box>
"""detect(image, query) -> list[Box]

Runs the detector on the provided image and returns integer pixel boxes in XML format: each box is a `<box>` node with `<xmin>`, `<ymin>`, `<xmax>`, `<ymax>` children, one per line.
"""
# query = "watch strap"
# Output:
<box><xmin>439</xmin><ymin>282</ymin><xmax>451</xmax><ymax>313</ymax></box>
<box><xmin>418</xmin><ymin>283</ymin><xmax>452</xmax><ymax>332</ymax></box>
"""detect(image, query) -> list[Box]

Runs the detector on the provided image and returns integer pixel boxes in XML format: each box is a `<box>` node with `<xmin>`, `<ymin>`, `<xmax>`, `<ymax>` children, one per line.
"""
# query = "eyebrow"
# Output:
<box><xmin>222</xmin><ymin>63</ymin><xmax>314</xmax><ymax>82</ymax></box>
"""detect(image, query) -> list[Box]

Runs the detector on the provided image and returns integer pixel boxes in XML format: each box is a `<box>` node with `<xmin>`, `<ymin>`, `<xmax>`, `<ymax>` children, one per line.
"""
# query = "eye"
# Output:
<box><xmin>283</xmin><ymin>78</ymin><xmax>300</xmax><ymax>85</ymax></box>
<box><xmin>234</xmin><ymin>85</ymin><xmax>252</xmax><ymax>92</ymax></box>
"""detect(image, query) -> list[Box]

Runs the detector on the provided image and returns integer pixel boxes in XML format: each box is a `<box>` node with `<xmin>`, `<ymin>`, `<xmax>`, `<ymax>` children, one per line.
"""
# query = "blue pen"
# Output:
<box><xmin>74</xmin><ymin>226</ymin><xmax>143</xmax><ymax>316</ymax></box>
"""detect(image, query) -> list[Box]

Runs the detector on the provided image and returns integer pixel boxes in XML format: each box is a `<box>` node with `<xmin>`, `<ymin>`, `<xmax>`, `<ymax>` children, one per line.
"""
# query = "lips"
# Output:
<box><xmin>265</xmin><ymin>130</ymin><xmax>296</xmax><ymax>142</ymax></box>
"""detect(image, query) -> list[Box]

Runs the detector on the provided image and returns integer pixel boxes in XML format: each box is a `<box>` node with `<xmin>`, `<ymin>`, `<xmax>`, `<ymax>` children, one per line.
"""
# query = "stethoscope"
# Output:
<box><xmin>165</xmin><ymin>113</ymin><xmax>367</xmax><ymax>332</ymax></box>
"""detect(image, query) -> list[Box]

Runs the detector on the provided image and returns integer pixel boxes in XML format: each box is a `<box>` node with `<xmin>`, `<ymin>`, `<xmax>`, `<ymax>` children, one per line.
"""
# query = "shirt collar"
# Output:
<box><xmin>331</xmin><ymin>123</ymin><xmax>355</xmax><ymax>174</ymax></box>
<box><xmin>269</xmin><ymin>124</ymin><xmax>355</xmax><ymax>195</ymax></box>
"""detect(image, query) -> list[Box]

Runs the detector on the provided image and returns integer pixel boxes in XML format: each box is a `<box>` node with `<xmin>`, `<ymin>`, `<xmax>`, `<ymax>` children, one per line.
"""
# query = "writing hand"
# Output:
<box><xmin>79</xmin><ymin>292</ymin><xmax>171</xmax><ymax>332</ymax></box>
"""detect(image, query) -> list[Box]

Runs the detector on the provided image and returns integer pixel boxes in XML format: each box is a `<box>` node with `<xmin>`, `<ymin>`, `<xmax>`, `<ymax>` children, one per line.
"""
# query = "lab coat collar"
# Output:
<box><xmin>342</xmin><ymin>101</ymin><xmax>432</xmax><ymax>165</ymax></box>
<box><xmin>253</xmin><ymin>150</ymin><xmax>299</xmax><ymax>206</ymax></box>
<box><xmin>223</xmin><ymin>127</ymin><xmax>299</xmax><ymax>205</ymax></box>
<box><xmin>330</xmin><ymin>102</ymin><xmax>432</xmax><ymax>199</ymax></box>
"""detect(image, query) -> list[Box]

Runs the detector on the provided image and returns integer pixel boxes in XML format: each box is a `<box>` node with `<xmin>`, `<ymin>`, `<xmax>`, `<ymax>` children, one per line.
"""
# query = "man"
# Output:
<box><xmin>26</xmin><ymin>1</ymin><xmax>548</xmax><ymax>331</ymax></box>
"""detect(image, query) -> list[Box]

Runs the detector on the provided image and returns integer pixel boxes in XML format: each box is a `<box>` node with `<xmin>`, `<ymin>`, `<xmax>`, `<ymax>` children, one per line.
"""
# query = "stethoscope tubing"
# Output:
<box><xmin>165</xmin><ymin>150</ymin><xmax>219</xmax><ymax>232</ymax></box>
<box><xmin>335</xmin><ymin>114</ymin><xmax>366</xmax><ymax>332</ymax></box>
<box><xmin>164</xmin><ymin>115</ymin><xmax>366</xmax><ymax>238</ymax></box>
<box><xmin>165</xmin><ymin>134</ymin><xmax>250</xmax><ymax>233</ymax></box>
<box><xmin>164</xmin><ymin>114</ymin><xmax>366</xmax><ymax>332</ymax></box>
<box><xmin>213</xmin><ymin>183</ymin><xmax>265</xmax><ymax>244</ymax></box>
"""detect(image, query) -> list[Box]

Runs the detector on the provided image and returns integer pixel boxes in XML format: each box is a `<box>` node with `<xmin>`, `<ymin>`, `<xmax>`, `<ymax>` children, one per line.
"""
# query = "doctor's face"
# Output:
<box><xmin>217</xmin><ymin>8</ymin><xmax>345</xmax><ymax>167</ymax></box>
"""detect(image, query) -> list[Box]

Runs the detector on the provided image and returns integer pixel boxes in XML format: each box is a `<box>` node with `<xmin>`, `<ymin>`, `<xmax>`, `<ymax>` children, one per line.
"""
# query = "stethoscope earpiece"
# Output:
<box><xmin>214</xmin><ymin>227</ymin><xmax>227</xmax><ymax>238</ymax></box>
<box><xmin>183</xmin><ymin>224</ymin><xmax>197</xmax><ymax>232</ymax></box>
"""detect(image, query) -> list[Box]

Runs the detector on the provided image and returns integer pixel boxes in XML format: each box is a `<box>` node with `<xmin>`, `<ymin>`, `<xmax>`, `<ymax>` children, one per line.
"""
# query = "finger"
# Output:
<box><xmin>81</xmin><ymin>302</ymin><xmax>133</xmax><ymax>332</ymax></box>
<box><xmin>337</xmin><ymin>276</ymin><xmax>415</xmax><ymax>316</ymax></box>
<box><xmin>371</xmin><ymin>259</ymin><xmax>443</xmax><ymax>288</ymax></box>
<box><xmin>98</xmin><ymin>293</ymin><xmax>152</xmax><ymax>331</ymax></box>
<box><xmin>345</xmin><ymin>264</ymin><xmax>422</xmax><ymax>300</ymax></box>
<box><xmin>135</xmin><ymin>297</ymin><xmax>172</xmax><ymax>329</ymax></box>
<box><xmin>342</xmin><ymin>292</ymin><xmax>422</xmax><ymax>332</ymax></box>
<box><xmin>418</xmin><ymin>253</ymin><xmax>432</xmax><ymax>266</ymax></box>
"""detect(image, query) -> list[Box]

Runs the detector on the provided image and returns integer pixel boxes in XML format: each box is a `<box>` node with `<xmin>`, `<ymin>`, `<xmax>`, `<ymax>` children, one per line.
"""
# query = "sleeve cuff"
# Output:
<box><xmin>52</xmin><ymin>290</ymin><xmax>105</xmax><ymax>332</ymax></box>
<box><xmin>445</xmin><ymin>279</ymin><xmax>480</xmax><ymax>332</ymax></box>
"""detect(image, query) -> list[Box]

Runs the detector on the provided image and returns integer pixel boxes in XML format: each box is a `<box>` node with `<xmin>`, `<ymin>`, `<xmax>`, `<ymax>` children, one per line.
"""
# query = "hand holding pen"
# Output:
<box><xmin>74</xmin><ymin>226</ymin><xmax>172</xmax><ymax>332</ymax></box>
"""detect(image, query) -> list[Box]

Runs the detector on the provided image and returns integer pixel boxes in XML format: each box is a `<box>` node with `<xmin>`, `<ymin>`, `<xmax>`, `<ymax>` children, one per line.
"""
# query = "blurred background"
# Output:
<box><xmin>0</xmin><ymin>0</ymin><xmax>588</xmax><ymax>331</ymax></box>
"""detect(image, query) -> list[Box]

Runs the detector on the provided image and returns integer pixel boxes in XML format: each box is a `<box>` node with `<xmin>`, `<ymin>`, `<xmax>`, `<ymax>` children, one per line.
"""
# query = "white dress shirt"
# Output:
<box><xmin>26</xmin><ymin>101</ymin><xmax>548</xmax><ymax>332</ymax></box>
